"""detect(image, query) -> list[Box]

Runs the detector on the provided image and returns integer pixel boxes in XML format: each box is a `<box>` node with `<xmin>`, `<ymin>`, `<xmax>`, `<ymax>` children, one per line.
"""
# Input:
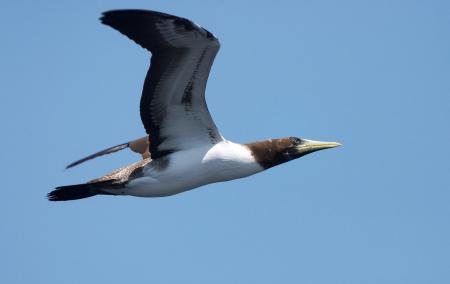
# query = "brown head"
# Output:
<box><xmin>245</xmin><ymin>137</ymin><xmax>340</xmax><ymax>169</ymax></box>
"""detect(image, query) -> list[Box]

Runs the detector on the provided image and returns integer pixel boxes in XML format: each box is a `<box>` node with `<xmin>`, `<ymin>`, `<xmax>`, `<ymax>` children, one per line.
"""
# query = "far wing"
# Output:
<box><xmin>101</xmin><ymin>10</ymin><xmax>222</xmax><ymax>159</ymax></box>
<box><xmin>66</xmin><ymin>136</ymin><xmax>150</xmax><ymax>169</ymax></box>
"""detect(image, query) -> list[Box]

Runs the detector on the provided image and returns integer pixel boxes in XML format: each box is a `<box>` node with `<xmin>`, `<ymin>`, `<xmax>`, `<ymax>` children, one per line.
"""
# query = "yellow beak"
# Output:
<box><xmin>295</xmin><ymin>139</ymin><xmax>341</xmax><ymax>155</ymax></box>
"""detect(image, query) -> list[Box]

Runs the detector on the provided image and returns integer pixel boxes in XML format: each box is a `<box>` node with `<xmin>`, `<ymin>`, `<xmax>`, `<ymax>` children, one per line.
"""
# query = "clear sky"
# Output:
<box><xmin>1</xmin><ymin>0</ymin><xmax>449</xmax><ymax>283</ymax></box>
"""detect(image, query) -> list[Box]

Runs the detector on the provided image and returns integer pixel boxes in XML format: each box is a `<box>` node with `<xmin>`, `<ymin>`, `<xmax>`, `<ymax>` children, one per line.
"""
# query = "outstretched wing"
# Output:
<box><xmin>66</xmin><ymin>136</ymin><xmax>150</xmax><ymax>169</ymax></box>
<box><xmin>101</xmin><ymin>10</ymin><xmax>223</xmax><ymax>159</ymax></box>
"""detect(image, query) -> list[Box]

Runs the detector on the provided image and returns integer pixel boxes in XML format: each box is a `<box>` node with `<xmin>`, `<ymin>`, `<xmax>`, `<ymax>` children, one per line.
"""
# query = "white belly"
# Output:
<box><xmin>125</xmin><ymin>141</ymin><xmax>264</xmax><ymax>197</ymax></box>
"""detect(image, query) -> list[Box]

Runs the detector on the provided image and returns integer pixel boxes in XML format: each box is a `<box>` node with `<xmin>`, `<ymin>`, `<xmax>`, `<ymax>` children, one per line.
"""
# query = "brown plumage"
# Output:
<box><xmin>90</xmin><ymin>158</ymin><xmax>152</xmax><ymax>184</ymax></box>
<box><xmin>245</xmin><ymin>137</ymin><xmax>298</xmax><ymax>169</ymax></box>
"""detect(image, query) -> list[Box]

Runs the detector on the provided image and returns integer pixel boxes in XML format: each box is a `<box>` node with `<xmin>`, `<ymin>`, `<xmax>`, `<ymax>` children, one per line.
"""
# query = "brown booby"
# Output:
<box><xmin>48</xmin><ymin>10</ymin><xmax>340</xmax><ymax>201</ymax></box>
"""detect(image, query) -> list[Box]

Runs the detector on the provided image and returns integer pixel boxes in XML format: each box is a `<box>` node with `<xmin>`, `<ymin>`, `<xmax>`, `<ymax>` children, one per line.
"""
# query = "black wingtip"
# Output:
<box><xmin>66</xmin><ymin>161</ymin><xmax>84</xmax><ymax>170</ymax></box>
<box><xmin>99</xmin><ymin>9</ymin><xmax>178</xmax><ymax>29</ymax></box>
<box><xmin>99</xmin><ymin>9</ymin><xmax>219</xmax><ymax>54</ymax></box>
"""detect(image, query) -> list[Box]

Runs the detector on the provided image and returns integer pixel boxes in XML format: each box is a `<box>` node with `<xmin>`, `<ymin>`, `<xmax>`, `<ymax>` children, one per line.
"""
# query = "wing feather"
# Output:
<box><xmin>101</xmin><ymin>10</ymin><xmax>222</xmax><ymax>159</ymax></box>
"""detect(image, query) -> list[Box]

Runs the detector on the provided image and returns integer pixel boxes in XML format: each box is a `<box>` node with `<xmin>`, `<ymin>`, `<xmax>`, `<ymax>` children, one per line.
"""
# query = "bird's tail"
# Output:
<box><xmin>47</xmin><ymin>181</ymin><xmax>119</xmax><ymax>201</ymax></box>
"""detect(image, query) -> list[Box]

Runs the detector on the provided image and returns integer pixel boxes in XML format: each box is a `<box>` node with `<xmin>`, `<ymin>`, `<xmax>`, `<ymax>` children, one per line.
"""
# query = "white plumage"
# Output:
<box><xmin>124</xmin><ymin>141</ymin><xmax>263</xmax><ymax>197</ymax></box>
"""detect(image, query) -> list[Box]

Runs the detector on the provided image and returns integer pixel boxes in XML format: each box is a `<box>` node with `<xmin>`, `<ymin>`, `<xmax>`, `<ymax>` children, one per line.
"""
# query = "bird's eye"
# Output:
<box><xmin>291</xmin><ymin>137</ymin><xmax>302</xmax><ymax>145</ymax></box>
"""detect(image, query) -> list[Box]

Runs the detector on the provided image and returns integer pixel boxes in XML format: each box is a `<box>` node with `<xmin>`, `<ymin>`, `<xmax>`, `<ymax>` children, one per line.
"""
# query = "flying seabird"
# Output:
<box><xmin>48</xmin><ymin>9</ymin><xmax>340</xmax><ymax>201</ymax></box>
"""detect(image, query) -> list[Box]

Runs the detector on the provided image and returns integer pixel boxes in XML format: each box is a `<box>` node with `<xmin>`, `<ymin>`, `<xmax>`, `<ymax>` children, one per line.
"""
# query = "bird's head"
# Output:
<box><xmin>245</xmin><ymin>137</ymin><xmax>341</xmax><ymax>169</ymax></box>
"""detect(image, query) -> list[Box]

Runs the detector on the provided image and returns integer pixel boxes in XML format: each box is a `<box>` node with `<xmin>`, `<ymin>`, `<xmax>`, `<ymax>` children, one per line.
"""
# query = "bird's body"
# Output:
<box><xmin>122</xmin><ymin>141</ymin><xmax>262</xmax><ymax>197</ymax></box>
<box><xmin>49</xmin><ymin>9</ymin><xmax>340</xmax><ymax>201</ymax></box>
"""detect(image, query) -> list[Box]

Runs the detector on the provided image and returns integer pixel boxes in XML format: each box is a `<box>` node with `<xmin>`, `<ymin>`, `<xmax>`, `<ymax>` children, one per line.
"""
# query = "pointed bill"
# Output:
<box><xmin>295</xmin><ymin>139</ymin><xmax>341</xmax><ymax>155</ymax></box>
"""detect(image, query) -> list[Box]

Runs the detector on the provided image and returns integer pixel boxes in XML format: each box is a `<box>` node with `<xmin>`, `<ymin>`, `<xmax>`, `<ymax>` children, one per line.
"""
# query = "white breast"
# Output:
<box><xmin>126</xmin><ymin>140</ymin><xmax>264</xmax><ymax>197</ymax></box>
<box><xmin>202</xmin><ymin>140</ymin><xmax>263</xmax><ymax>181</ymax></box>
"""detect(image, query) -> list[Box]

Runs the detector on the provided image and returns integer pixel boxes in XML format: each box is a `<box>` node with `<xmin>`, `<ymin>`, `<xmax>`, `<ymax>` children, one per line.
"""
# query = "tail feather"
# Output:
<box><xmin>48</xmin><ymin>181</ymin><xmax>120</xmax><ymax>201</ymax></box>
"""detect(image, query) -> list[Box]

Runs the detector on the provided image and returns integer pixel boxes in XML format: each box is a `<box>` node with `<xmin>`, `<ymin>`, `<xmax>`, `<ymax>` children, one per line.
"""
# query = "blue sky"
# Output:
<box><xmin>1</xmin><ymin>0</ymin><xmax>449</xmax><ymax>283</ymax></box>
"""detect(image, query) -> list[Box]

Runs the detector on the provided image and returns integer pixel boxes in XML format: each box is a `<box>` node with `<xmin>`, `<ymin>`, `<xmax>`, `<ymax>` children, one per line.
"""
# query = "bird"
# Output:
<box><xmin>48</xmin><ymin>9</ymin><xmax>341</xmax><ymax>201</ymax></box>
